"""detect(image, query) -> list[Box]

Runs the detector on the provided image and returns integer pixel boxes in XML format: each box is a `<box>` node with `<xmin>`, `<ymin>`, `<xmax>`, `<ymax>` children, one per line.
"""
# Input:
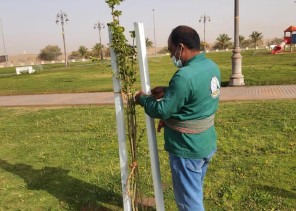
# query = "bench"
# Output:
<box><xmin>269</xmin><ymin>45</ymin><xmax>276</xmax><ymax>50</ymax></box>
<box><xmin>16</xmin><ymin>66</ymin><xmax>35</xmax><ymax>75</ymax></box>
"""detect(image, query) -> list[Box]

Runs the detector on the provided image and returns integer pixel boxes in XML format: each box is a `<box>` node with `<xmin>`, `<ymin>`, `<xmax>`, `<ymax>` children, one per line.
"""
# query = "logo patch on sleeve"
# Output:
<box><xmin>210</xmin><ymin>77</ymin><xmax>220</xmax><ymax>98</ymax></box>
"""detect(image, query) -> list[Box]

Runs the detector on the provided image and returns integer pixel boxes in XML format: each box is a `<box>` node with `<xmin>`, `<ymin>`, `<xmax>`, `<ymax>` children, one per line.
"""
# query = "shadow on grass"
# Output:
<box><xmin>0</xmin><ymin>159</ymin><xmax>122</xmax><ymax>210</ymax></box>
<box><xmin>221</xmin><ymin>81</ymin><xmax>229</xmax><ymax>87</ymax></box>
<box><xmin>257</xmin><ymin>184</ymin><xmax>296</xmax><ymax>199</ymax></box>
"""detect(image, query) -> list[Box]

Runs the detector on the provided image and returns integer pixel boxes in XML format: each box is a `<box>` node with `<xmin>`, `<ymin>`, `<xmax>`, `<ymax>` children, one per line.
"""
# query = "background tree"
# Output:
<box><xmin>239</xmin><ymin>35</ymin><xmax>251</xmax><ymax>48</ymax></box>
<box><xmin>92</xmin><ymin>43</ymin><xmax>104</xmax><ymax>57</ymax></box>
<box><xmin>78</xmin><ymin>45</ymin><xmax>89</xmax><ymax>59</ymax></box>
<box><xmin>239</xmin><ymin>35</ymin><xmax>245</xmax><ymax>46</ymax></box>
<box><xmin>145</xmin><ymin>37</ymin><xmax>153</xmax><ymax>48</ymax></box>
<box><xmin>201</xmin><ymin>41</ymin><xmax>210</xmax><ymax>51</ymax></box>
<box><xmin>68</xmin><ymin>51</ymin><xmax>80</xmax><ymax>60</ymax></box>
<box><xmin>104</xmin><ymin>47</ymin><xmax>110</xmax><ymax>58</ymax></box>
<box><xmin>267</xmin><ymin>37</ymin><xmax>283</xmax><ymax>45</ymax></box>
<box><xmin>249</xmin><ymin>31</ymin><xmax>264</xmax><ymax>48</ymax></box>
<box><xmin>214</xmin><ymin>34</ymin><xmax>232</xmax><ymax>50</ymax></box>
<box><xmin>158</xmin><ymin>46</ymin><xmax>169</xmax><ymax>54</ymax></box>
<box><xmin>38</xmin><ymin>45</ymin><xmax>62</xmax><ymax>61</ymax></box>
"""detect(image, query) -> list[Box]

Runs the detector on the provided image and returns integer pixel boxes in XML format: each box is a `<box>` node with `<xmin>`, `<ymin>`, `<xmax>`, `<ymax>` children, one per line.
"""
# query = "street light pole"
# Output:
<box><xmin>0</xmin><ymin>18</ymin><xmax>8</xmax><ymax>66</ymax></box>
<box><xmin>56</xmin><ymin>11</ymin><xmax>69</xmax><ymax>68</ymax></box>
<box><xmin>229</xmin><ymin>0</ymin><xmax>244</xmax><ymax>86</ymax></box>
<box><xmin>152</xmin><ymin>9</ymin><xmax>157</xmax><ymax>56</ymax></box>
<box><xmin>94</xmin><ymin>22</ymin><xmax>105</xmax><ymax>60</ymax></box>
<box><xmin>199</xmin><ymin>14</ymin><xmax>210</xmax><ymax>50</ymax></box>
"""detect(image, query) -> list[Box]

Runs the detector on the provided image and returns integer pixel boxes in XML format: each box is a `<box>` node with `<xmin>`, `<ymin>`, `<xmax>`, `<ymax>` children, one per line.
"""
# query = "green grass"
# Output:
<box><xmin>0</xmin><ymin>49</ymin><xmax>296</xmax><ymax>95</ymax></box>
<box><xmin>0</xmin><ymin>100</ymin><xmax>295</xmax><ymax>210</ymax></box>
<box><xmin>0</xmin><ymin>61</ymin><xmax>113</xmax><ymax>95</ymax></box>
<box><xmin>0</xmin><ymin>49</ymin><xmax>295</xmax><ymax>210</ymax></box>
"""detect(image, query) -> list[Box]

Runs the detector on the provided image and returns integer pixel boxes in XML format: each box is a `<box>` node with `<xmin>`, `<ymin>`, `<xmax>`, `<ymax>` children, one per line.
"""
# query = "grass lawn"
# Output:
<box><xmin>0</xmin><ymin>49</ymin><xmax>295</xmax><ymax>210</ymax></box>
<box><xmin>0</xmin><ymin>100</ymin><xmax>295</xmax><ymax>210</ymax></box>
<box><xmin>0</xmin><ymin>61</ymin><xmax>113</xmax><ymax>96</ymax></box>
<box><xmin>0</xmin><ymin>49</ymin><xmax>296</xmax><ymax>95</ymax></box>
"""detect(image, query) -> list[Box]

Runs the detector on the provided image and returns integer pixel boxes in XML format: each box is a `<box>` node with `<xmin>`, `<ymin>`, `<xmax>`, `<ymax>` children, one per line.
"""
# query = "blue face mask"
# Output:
<box><xmin>172</xmin><ymin>46</ymin><xmax>183</xmax><ymax>68</ymax></box>
<box><xmin>172</xmin><ymin>55</ymin><xmax>182</xmax><ymax>68</ymax></box>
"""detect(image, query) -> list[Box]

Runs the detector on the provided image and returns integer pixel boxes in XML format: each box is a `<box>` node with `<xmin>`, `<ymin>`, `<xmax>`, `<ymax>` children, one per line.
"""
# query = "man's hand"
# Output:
<box><xmin>151</xmin><ymin>86</ymin><xmax>166</xmax><ymax>99</ymax></box>
<box><xmin>157</xmin><ymin>120</ymin><xmax>165</xmax><ymax>132</ymax></box>
<box><xmin>134</xmin><ymin>91</ymin><xmax>145</xmax><ymax>105</ymax></box>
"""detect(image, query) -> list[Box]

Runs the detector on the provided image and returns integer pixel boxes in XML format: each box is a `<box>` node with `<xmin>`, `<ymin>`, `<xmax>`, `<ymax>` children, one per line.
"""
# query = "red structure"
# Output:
<box><xmin>272</xmin><ymin>26</ymin><xmax>296</xmax><ymax>54</ymax></box>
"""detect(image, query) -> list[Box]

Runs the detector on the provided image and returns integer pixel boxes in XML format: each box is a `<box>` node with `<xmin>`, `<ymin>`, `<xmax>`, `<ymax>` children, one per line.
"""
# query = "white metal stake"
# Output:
<box><xmin>108</xmin><ymin>28</ymin><xmax>131</xmax><ymax>211</ymax></box>
<box><xmin>134</xmin><ymin>22</ymin><xmax>165</xmax><ymax>211</ymax></box>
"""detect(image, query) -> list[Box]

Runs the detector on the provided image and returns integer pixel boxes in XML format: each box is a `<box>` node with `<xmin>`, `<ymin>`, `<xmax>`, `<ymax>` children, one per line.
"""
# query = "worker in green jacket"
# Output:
<box><xmin>135</xmin><ymin>25</ymin><xmax>221</xmax><ymax>211</ymax></box>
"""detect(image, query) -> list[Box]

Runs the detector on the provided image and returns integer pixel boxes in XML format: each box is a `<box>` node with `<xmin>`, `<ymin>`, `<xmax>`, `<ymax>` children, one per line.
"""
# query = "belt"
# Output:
<box><xmin>165</xmin><ymin>114</ymin><xmax>215</xmax><ymax>134</ymax></box>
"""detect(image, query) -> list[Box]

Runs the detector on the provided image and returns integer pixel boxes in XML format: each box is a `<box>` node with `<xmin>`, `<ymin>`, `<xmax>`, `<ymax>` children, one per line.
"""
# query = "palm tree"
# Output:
<box><xmin>145</xmin><ymin>37</ymin><xmax>153</xmax><ymax>48</ymax></box>
<box><xmin>92</xmin><ymin>43</ymin><xmax>104</xmax><ymax>57</ymax></box>
<box><xmin>78</xmin><ymin>45</ymin><xmax>89</xmax><ymax>59</ymax></box>
<box><xmin>239</xmin><ymin>35</ymin><xmax>245</xmax><ymax>46</ymax></box>
<box><xmin>249</xmin><ymin>31</ymin><xmax>263</xmax><ymax>48</ymax></box>
<box><xmin>239</xmin><ymin>35</ymin><xmax>251</xmax><ymax>48</ymax></box>
<box><xmin>214</xmin><ymin>34</ymin><xmax>232</xmax><ymax>50</ymax></box>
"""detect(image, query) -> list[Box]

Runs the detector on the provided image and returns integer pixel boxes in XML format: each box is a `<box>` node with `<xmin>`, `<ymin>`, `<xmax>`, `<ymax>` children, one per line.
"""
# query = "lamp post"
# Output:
<box><xmin>199</xmin><ymin>14</ymin><xmax>210</xmax><ymax>50</ymax></box>
<box><xmin>0</xmin><ymin>18</ymin><xmax>8</xmax><ymax>66</ymax></box>
<box><xmin>56</xmin><ymin>11</ymin><xmax>69</xmax><ymax>68</ymax></box>
<box><xmin>94</xmin><ymin>22</ymin><xmax>105</xmax><ymax>60</ymax></box>
<box><xmin>152</xmin><ymin>9</ymin><xmax>157</xmax><ymax>56</ymax></box>
<box><xmin>229</xmin><ymin>0</ymin><xmax>244</xmax><ymax>86</ymax></box>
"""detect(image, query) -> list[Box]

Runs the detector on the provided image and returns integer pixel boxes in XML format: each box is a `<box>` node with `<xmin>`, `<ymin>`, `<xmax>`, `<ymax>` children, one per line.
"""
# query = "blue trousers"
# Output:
<box><xmin>169</xmin><ymin>149</ymin><xmax>216</xmax><ymax>211</ymax></box>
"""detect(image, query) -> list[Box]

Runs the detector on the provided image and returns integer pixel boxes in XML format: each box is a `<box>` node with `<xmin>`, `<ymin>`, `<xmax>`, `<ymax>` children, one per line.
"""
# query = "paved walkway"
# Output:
<box><xmin>0</xmin><ymin>85</ymin><xmax>295</xmax><ymax>107</ymax></box>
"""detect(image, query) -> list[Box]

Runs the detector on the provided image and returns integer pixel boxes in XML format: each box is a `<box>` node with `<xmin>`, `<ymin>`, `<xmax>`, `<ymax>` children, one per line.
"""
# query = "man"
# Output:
<box><xmin>135</xmin><ymin>25</ymin><xmax>221</xmax><ymax>211</ymax></box>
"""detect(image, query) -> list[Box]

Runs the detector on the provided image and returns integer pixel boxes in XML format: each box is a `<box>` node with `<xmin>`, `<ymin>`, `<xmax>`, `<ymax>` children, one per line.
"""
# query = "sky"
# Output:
<box><xmin>0</xmin><ymin>0</ymin><xmax>296</xmax><ymax>55</ymax></box>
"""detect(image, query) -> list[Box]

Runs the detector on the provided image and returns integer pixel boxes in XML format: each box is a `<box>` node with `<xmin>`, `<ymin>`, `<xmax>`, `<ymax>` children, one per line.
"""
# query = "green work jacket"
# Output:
<box><xmin>139</xmin><ymin>52</ymin><xmax>221</xmax><ymax>159</ymax></box>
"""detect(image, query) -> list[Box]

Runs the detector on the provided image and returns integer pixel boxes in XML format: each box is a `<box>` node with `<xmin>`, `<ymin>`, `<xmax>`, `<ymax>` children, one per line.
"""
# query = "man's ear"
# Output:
<box><xmin>179</xmin><ymin>43</ymin><xmax>185</xmax><ymax>50</ymax></box>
